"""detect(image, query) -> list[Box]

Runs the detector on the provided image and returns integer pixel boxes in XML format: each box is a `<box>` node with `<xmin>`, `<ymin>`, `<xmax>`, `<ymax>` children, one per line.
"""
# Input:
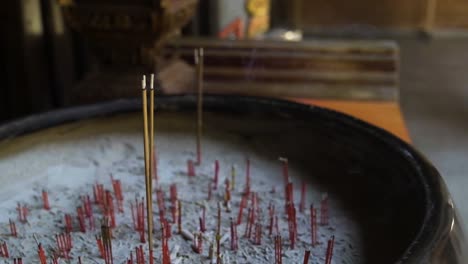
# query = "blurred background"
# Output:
<box><xmin>1</xmin><ymin>0</ymin><xmax>467</xmax><ymax>231</ymax></box>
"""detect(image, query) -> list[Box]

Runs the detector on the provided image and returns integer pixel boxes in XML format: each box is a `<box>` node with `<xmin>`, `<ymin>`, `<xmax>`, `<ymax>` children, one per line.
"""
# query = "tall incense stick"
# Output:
<box><xmin>150</xmin><ymin>73</ymin><xmax>155</xmax><ymax>183</ymax></box>
<box><xmin>195</xmin><ymin>48</ymin><xmax>204</xmax><ymax>165</ymax></box>
<box><xmin>141</xmin><ymin>75</ymin><xmax>154</xmax><ymax>252</ymax></box>
<box><xmin>149</xmin><ymin>73</ymin><xmax>155</xmax><ymax>232</ymax></box>
<box><xmin>148</xmin><ymin>74</ymin><xmax>155</xmax><ymax>264</ymax></box>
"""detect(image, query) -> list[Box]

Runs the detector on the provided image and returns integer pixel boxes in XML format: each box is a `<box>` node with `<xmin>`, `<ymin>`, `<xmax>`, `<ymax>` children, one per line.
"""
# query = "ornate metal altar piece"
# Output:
<box><xmin>57</xmin><ymin>0</ymin><xmax>197</xmax><ymax>68</ymax></box>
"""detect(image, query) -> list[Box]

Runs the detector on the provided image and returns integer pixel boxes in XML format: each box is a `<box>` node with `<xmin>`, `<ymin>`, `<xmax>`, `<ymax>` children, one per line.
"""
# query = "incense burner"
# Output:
<box><xmin>0</xmin><ymin>96</ymin><xmax>465</xmax><ymax>263</ymax></box>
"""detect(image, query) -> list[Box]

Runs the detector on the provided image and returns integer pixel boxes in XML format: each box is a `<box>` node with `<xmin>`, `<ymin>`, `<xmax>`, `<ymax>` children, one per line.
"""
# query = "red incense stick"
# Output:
<box><xmin>245</xmin><ymin>158</ymin><xmax>251</xmax><ymax>195</ymax></box>
<box><xmin>325</xmin><ymin>235</ymin><xmax>335</xmax><ymax>264</ymax></box>
<box><xmin>274</xmin><ymin>236</ymin><xmax>282</xmax><ymax>264</ymax></box>
<box><xmin>9</xmin><ymin>219</ymin><xmax>17</xmax><ymax>237</ymax></box>
<box><xmin>42</xmin><ymin>190</ymin><xmax>50</xmax><ymax>210</ymax></box>
<box><xmin>187</xmin><ymin>160</ymin><xmax>195</xmax><ymax>177</ymax></box>
<box><xmin>214</xmin><ymin>160</ymin><xmax>219</xmax><ymax>190</ymax></box>
<box><xmin>310</xmin><ymin>204</ymin><xmax>317</xmax><ymax>246</ymax></box>
<box><xmin>303</xmin><ymin>250</ymin><xmax>311</xmax><ymax>264</ymax></box>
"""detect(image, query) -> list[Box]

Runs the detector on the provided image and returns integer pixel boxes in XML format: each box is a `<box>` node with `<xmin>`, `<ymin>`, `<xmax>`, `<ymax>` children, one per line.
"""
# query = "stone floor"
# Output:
<box><xmin>398</xmin><ymin>38</ymin><xmax>468</xmax><ymax>232</ymax></box>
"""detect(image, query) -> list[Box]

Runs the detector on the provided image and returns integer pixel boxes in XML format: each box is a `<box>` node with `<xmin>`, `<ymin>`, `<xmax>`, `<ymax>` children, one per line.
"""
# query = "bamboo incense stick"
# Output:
<box><xmin>148</xmin><ymin>74</ymin><xmax>155</xmax><ymax>247</ymax></box>
<box><xmin>141</xmin><ymin>75</ymin><xmax>154</xmax><ymax>252</ymax></box>
<box><xmin>150</xmin><ymin>74</ymin><xmax>156</xmax><ymax>183</ymax></box>
<box><xmin>195</xmin><ymin>48</ymin><xmax>204</xmax><ymax>165</ymax></box>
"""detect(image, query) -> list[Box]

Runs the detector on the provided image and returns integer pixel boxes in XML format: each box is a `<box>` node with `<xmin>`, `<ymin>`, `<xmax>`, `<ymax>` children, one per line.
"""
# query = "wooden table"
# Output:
<box><xmin>291</xmin><ymin>99</ymin><xmax>411</xmax><ymax>143</ymax></box>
